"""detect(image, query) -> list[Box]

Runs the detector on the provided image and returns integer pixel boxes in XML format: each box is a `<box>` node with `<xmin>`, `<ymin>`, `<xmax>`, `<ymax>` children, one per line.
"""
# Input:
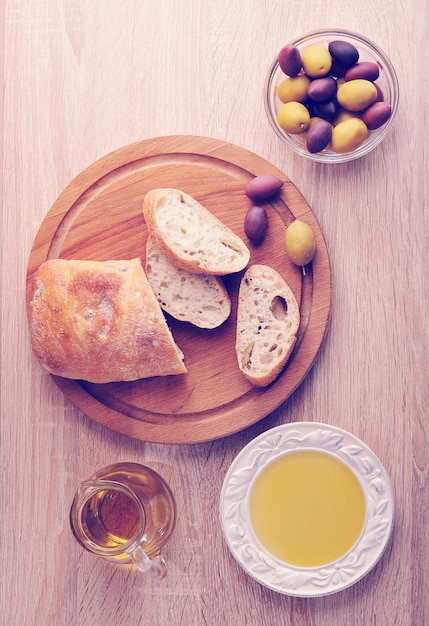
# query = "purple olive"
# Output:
<box><xmin>244</xmin><ymin>175</ymin><xmax>283</xmax><ymax>202</ymax></box>
<box><xmin>312</xmin><ymin>98</ymin><xmax>339</xmax><ymax>123</ymax></box>
<box><xmin>361</xmin><ymin>101</ymin><xmax>392</xmax><ymax>129</ymax></box>
<box><xmin>329</xmin><ymin>59</ymin><xmax>350</xmax><ymax>78</ymax></box>
<box><xmin>375</xmin><ymin>83</ymin><xmax>385</xmax><ymax>102</ymax></box>
<box><xmin>328</xmin><ymin>40</ymin><xmax>359</xmax><ymax>67</ymax></box>
<box><xmin>244</xmin><ymin>206</ymin><xmax>268</xmax><ymax>246</ymax></box>
<box><xmin>306</xmin><ymin>120</ymin><xmax>333</xmax><ymax>153</ymax></box>
<box><xmin>307</xmin><ymin>76</ymin><xmax>337</xmax><ymax>102</ymax></box>
<box><xmin>345</xmin><ymin>61</ymin><xmax>380</xmax><ymax>82</ymax></box>
<box><xmin>278</xmin><ymin>44</ymin><xmax>302</xmax><ymax>77</ymax></box>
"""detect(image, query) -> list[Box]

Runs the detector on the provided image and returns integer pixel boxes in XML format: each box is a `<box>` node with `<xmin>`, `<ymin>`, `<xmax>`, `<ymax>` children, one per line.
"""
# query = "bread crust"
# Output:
<box><xmin>143</xmin><ymin>188</ymin><xmax>250</xmax><ymax>275</ymax></box>
<box><xmin>145</xmin><ymin>236</ymin><xmax>231</xmax><ymax>328</ymax></box>
<box><xmin>235</xmin><ymin>264</ymin><xmax>300</xmax><ymax>387</ymax></box>
<box><xmin>29</xmin><ymin>258</ymin><xmax>186</xmax><ymax>383</ymax></box>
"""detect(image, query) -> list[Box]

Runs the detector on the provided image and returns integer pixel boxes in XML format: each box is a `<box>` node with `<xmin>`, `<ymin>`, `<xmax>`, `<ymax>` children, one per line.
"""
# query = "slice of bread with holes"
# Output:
<box><xmin>145</xmin><ymin>236</ymin><xmax>231</xmax><ymax>329</ymax></box>
<box><xmin>235</xmin><ymin>264</ymin><xmax>300</xmax><ymax>387</ymax></box>
<box><xmin>143</xmin><ymin>188</ymin><xmax>250</xmax><ymax>275</ymax></box>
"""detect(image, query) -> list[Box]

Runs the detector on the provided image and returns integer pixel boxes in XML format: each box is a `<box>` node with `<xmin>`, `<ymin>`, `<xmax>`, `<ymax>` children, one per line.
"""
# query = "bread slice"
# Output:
<box><xmin>29</xmin><ymin>258</ymin><xmax>187</xmax><ymax>383</ymax></box>
<box><xmin>235</xmin><ymin>265</ymin><xmax>300</xmax><ymax>387</ymax></box>
<box><xmin>143</xmin><ymin>188</ymin><xmax>250</xmax><ymax>275</ymax></box>
<box><xmin>145</xmin><ymin>236</ymin><xmax>231</xmax><ymax>329</ymax></box>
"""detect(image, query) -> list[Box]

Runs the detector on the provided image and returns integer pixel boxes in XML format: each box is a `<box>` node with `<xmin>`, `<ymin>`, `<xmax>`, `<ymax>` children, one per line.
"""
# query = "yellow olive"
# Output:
<box><xmin>331</xmin><ymin>118</ymin><xmax>368</xmax><ymax>153</ymax></box>
<box><xmin>277</xmin><ymin>101</ymin><xmax>310</xmax><ymax>134</ymax></box>
<box><xmin>301</xmin><ymin>44</ymin><xmax>332</xmax><ymax>78</ymax></box>
<box><xmin>333</xmin><ymin>108</ymin><xmax>360</xmax><ymax>126</ymax></box>
<box><xmin>284</xmin><ymin>220</ymin><xmax>316</xmax><ymax>267</ymax></box>
<box><xmin>277</xmin><ymin>75</ymin><xmax>311</xmax><ymax>103</ymax></box>
<box><xmin>337</xmin><ymin>79</ymin><xmax>377</xmax><ymax>112</ymax></box>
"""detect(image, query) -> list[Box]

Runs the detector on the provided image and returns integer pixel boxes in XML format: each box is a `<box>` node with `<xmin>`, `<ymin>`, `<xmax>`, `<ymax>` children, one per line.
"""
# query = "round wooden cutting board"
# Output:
<box><xmin>26</xmin><ymin>135</ymin><xmax>331</xmax><ymax>444</ymax></box>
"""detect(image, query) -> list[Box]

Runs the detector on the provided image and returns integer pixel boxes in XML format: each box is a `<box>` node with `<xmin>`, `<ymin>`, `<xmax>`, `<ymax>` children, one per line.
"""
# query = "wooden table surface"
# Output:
<box><xmin>1</xmin><ymin>2</ymin><xmax>427</xmax><ymax>625</ymax></box>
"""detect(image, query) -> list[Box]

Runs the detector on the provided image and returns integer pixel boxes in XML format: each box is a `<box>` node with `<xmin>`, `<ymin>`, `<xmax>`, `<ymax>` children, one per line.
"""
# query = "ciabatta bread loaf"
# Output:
<box><xmin>145</xmin><ymin>236</ymin><xmax>231</xmax><ymax>329</ymax></box>
<box><xmin>29</xmin><ymin>258</ymin><xmax>187</xmax><ymax>383</ymax></box>
<box><xmin>143</xmin><ymin>188</ymin><xmax>250</xmax><ymax>275</ymax></box>
<box><xmin>235</xmin><ymin>264</ymin><xmax>300</xmax><ymax>387</ymax></box>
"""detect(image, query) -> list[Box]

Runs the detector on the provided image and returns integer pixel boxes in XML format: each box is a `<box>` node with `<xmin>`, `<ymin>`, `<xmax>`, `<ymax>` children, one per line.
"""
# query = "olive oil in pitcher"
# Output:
<box><xmin>70</xmin><ymin>462</ymin><xmax>176</xmax><ymax>578</ymax></box>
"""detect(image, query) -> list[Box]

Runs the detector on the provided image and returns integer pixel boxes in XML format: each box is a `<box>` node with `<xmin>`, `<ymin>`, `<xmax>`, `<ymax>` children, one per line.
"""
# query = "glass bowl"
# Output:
<box><xmin>264</xmin><ymin>29</ymin><xmax>399</xmax><ymax>163</ymax></box>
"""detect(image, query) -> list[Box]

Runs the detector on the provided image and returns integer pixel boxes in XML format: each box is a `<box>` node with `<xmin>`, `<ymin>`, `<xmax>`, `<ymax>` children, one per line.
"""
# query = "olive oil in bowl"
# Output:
<box><xmin>249</xmin><ymin>450</ymin><xmax>366</xmax><ymax>567</ymax></box>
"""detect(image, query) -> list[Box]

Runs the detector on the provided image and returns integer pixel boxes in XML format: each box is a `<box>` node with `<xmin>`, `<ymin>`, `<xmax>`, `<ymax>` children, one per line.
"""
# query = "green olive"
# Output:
<box><xmin>331</xmin><ymin>118</ymin><xmax>368</xmax><ymax>153</ymax></box>
<box><xmin>277</xmin><ymin>101</ymin><xmax>310</xmax><ymax>134</ymax></box>
<box><xmin>301</xmin><ymin>44</ymin><xmax>332</xmax><ymax>78</ymax></box>
<box><xmin>277</xmin><ymin>75</ymin><xmax>310</xmax><ymax>103</ymax></box>
<box><xmin>284</xmin><ymin>220</ymin><xmax>316</xmax><ymax>267</ymax></box>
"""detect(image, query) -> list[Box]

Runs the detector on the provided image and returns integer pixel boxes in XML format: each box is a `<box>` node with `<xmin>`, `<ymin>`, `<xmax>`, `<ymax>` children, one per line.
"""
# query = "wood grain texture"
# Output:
<box><xmin>1</xmin><ymin>1</ymin><xmax>428</xmax><ymax>625</ymax></box>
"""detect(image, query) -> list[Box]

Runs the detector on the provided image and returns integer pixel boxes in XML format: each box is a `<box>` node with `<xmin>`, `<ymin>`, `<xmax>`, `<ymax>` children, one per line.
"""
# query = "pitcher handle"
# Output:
<box><xmin>128</xmin><ymin>546</ymin><xmax>167</xmax><ymax>580</ymax></box>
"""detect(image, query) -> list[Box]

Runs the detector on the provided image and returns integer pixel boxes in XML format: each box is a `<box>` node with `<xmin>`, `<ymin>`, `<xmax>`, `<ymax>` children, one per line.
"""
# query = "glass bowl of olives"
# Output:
<box><xmin>264</xmin><ymin>29</ymin><xmax>399</xmax><ymax>163</ymax></box>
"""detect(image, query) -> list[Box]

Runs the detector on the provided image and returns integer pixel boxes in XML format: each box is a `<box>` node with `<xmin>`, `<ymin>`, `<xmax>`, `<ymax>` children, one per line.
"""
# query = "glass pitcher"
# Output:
<box><xmin>69</xmin><ymin>462</ymin><xmax>176</xmax><ymax>579</ymax></box>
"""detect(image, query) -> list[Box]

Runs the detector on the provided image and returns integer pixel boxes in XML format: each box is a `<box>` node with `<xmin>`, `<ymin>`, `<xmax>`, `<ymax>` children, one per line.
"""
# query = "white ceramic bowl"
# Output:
<box><xmin>220</xmin><ymin>422</ymin><xmax>394</xmax><ymax>597</ymax></box>
<box><xmin>264</xmin><ymin>29</ymin><xmax>399</xmax><ymax>163</ymax></box>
